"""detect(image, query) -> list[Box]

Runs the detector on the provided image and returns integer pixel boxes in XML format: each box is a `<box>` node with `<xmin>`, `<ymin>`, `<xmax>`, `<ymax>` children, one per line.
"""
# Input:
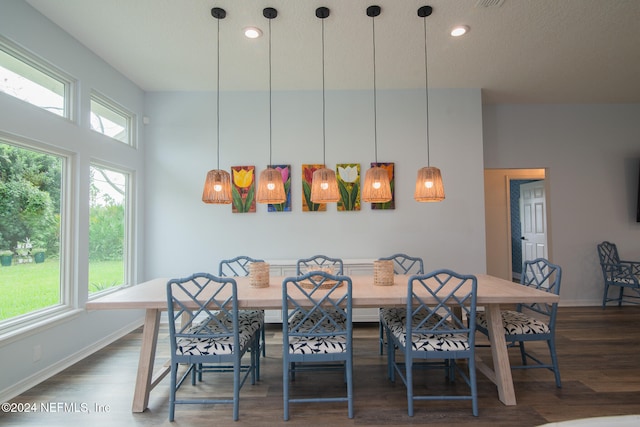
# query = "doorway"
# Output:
<box><xmin>484</xmin><ymin>168</ymin><xmax>547</xmax><ymax>281</ymax></box>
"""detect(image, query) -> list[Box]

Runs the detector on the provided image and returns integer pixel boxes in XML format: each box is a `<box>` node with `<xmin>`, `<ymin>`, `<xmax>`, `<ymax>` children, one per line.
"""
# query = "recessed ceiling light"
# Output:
<box><xmin>244</xmin><ymin>27</ymin><xmax>262</xmax><ymax>39</ymax></box>
<box><xmin>450</xmin><ymin>25</ymin><xmax>469</xmax><ymax>37</ymax></box>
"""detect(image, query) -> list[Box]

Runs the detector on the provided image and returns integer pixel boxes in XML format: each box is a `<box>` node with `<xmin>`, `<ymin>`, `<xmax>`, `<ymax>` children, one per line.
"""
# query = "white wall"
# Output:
<box><xmin>143</xmin><ymin>88</ymin><xmax>487</xmax><ymax>278</ymax></box>
<box><xmin>0</xmin><ymin>1</ymin><xmax>145</xmax><ymax>400</ymax></box>
<box><xmin>483</xmin><ymin>104</ymin><xmax>640</xmax><ymax>305</ymax></box>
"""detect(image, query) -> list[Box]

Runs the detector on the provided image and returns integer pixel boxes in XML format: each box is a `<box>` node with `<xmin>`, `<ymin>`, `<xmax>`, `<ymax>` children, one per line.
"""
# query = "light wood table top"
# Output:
<box><xmin>86</xmin><ymin>273</ymin><xmax>558</xmax><ymax>311</ymax></box>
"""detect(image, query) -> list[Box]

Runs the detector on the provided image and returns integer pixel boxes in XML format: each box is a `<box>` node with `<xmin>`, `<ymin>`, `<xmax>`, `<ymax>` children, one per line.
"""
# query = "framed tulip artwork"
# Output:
<box><xmin>231</xmin><ymin>165</ymin><xmax>256</xmax><ymax>213</ymax></box>
<box><xmin>268</xmin><ymin>164</ymin><xmax>292</xmax><ymax>212</ymax></box>
<box><xmin>337</xmin><ymin>163</ymin><xmax>360</xmax><ymax>211</ymax></box>
<box><xmin>371</xmin><ymin>162</ymin><xmax>395</xmax><ymax>210</ymax></box>
<box><xmin>301</xmin><ymin>164</ymin><xmax>326</xmax><ymax>212</ymax></box>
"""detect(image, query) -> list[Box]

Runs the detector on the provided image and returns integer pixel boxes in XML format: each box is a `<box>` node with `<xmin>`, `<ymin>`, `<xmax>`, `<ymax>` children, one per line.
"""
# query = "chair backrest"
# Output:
<box><xmin>379</xmin><ymin>253</ymin><xmax>424</xmax><ymax>275</ymax></box>
<box><xmin>283</xmin><ymin>271</ymin><xmax>352</xmax><ymax>339</ymax></box>
<box><xmin>407</xmin><ymin>269</ymin><xmax>478</xmax><ymax>349</ymax></box>
<box><xmin>597</xmin><ymin>241</ymin><xmax>621</xmax><ymax>283</ymax></box>
<box><xmin>166</xmin><ymin>273</ymin><xmax>239</xmax><ymax>359</ymax></box>
<box><xmin>219</xmin><ymin>255</ymin><xmax>265</xmax><ymax>277</ymax></box>
<box><xmin>296</xmin><ymin>255</ymin><xmax>344</xmax><ymax>275</ymax></box>
<box><xmin>517</xmin><ymin>258</ymin><xmax>562</xmax><ymax>326</ymax></box>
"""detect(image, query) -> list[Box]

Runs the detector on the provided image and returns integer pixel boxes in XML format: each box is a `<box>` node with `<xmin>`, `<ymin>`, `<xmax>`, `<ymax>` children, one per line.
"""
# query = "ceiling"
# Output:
<box><xmin>25</xmin><ymin>0</ymin><xmax>640</xmax><ymax>104</ymax></box>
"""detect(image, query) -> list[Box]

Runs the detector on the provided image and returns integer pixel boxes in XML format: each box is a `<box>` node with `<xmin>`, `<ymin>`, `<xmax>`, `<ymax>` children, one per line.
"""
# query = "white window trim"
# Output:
<box><xmin>0</xmin><ymin>131</ymin><xmax>75</xmax><ymax>338</ymax></box>
<box><xmin>89</xmin><ymin>90</ymin><xmax>137</xmax><ymax>147</ymax></box>
<box><xmin>87</xmin><ymin>160</ymin><xmax>135</xmax><ymax>299</ymax></box>
<box><xmin>0</xmin><ymin>34</ymin><xmax>76</xmax><ymax>122</ymax></box>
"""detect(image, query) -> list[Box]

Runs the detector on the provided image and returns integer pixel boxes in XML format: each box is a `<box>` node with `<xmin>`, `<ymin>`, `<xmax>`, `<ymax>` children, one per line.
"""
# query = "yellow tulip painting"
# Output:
<box><xmin>371</xmin><ymin>162</ymin><xmax>395</xmax><ymax>210</ymax></box>
<box><xmin>231</xmin><ymin>166</ymin><xmax>256</xmax><ymax>213</ymax></box>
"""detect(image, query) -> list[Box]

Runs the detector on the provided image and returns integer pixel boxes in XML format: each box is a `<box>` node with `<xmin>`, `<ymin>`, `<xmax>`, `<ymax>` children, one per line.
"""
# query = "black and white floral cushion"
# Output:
<box><xmin>287</xmin><ymin>334</ymin><xmax>347</xmax><ymax>355</ymax></box>
<box><xmin>287</xmin><ymin>309</ymin><xmax>348</xmax><ymax>355</ymax></box>
<box><xmin>176</xmin><ymin>310</ymin><xmax>263</xmax><ymax>356</ymax></box>
<box><xmin>476</xmin><ymin>310</ymin><xmax>550</xmax><ymax>335</ymax></box>
<box><xmin>382</xmin><ymin>308</ymin><xmax>468</xmax><ymax>352</ymax></box>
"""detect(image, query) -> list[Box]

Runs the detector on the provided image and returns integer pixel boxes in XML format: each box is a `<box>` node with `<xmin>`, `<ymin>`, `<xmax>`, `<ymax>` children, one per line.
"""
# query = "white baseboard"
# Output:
<box><xmin>0</xmin><ymin>317</ymin><xmax>143</xmax><ymax>403</ymax></box>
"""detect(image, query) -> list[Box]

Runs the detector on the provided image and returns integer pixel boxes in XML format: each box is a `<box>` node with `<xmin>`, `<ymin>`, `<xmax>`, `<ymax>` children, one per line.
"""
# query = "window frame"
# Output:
<box><xmin>87</xmin><ymin>160</ymin><xmax>134</xmax><ymax>299</ymax></box>
<box><xmin>0</xmin><ymin>35</ymin><xmax>75</xmax><ymax>121</ymax></box>
<box><xmin>90</xmin><ymin>91</ymin><xmax>136</xmax><ymax>147</ymax></box>
<box><xmin>0</xmin><ymin>131</ymin><xmax>75</xmax><ymax>338</ymax></box>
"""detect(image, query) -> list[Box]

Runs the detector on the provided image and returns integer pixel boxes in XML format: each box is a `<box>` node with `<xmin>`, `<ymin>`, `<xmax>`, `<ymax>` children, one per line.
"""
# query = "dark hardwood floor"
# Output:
<box><xmin>2</xmin><ymin>306</ymin><xmax>640</xmax><ymax>426</ymax></box>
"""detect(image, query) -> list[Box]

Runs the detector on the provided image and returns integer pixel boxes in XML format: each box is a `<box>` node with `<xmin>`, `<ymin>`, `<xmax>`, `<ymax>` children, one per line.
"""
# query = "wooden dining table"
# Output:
<box><xmin>85</xmin><ymin>273</ymin><xmax>559</xmax><ymax>413</ymax></box>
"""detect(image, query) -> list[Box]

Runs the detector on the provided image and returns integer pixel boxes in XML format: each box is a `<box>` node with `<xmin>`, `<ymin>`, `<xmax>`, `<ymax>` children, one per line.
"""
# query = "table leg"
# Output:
<box><xmin>132</xmin><ymin>309</ymin><xmax>161</xmax><ymax>412</ymax></box>
<box><xmin>483</xmin><ymin>304</ymin><xmax>516</xmax><ymax>405</ymax></box>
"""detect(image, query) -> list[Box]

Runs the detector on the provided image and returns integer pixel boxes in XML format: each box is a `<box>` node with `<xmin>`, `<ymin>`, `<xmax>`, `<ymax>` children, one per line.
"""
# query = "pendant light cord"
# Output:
<box><xmin>216</xmin><ymin>16</ymin><xmax>221</xmax><ymax>170</ymax></box>
<box><xmin>268</xmin><ymin>17</ymin><xmax>273</xmax><ymax>167</ymax></box>
<box><xmin>422</xmin><ymin>14</ymin><xmax>430</xmax><ymax>167</ymax></box>
<box><xmin>372</xmin><ymin>14</ymin><xmax>379</xmax><ymax>163</ymax></box>
<box><xmin>321</xmin><ymin>17</ymin><xmax>327</xmax><ymax>165</ymax></box>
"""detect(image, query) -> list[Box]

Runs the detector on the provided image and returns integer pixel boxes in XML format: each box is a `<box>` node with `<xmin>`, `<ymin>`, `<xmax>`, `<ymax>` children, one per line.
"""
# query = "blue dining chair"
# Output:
<box><xmin>475</xmin><ymin>258</ymin><xmax>563</xmax><ymax>388</ymax></box>
<box><xmin>377</xmin><ymin>254</ymin><xmax>425</xmax><ymax>355</ymax></box>
<box><xmin>296</xmin><ymin>254</ymin><xmax>344</xmax><ymax>275</ymax></box>
<box><xmin>597</xmin><ymin>241</ymin><xmax>640</xmax><ymax>308</ymax></box>
<box><xmin>282</xmin><ymin>271</ymin><xmax>353</xmax><ymax>420</ymax></box>
<box><xmin>166</xmin><ymin>273</ymin><xmax>263</xmax><ymax>421</ymax></box>
<box><xmin>219</xmin><ymin>255</ymin><xmax>268</xmax><ymax>358</ymax></box>
<box><xmin>382</xmin><ymin>269</ymin><xmax>478</xmax><ymax>416</ymax></box>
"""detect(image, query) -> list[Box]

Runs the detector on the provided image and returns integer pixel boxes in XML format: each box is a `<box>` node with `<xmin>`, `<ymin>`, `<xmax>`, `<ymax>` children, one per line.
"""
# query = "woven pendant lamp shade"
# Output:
<box><xmin>414</xmin><ymin>166</ymin><xmax>445</xmax><ymax>202</ymax></box>
<box><xmin>256</xmin><ymin>167</ymin><xmax>286</xmax><ymax>204</ymax></box>
<box><xmin>362</xmin><ymin>166</ymin><xmax>392</xmax><ymax>203</ymax></box>
<box><xmin>310</xmin><ymin>167</ymin><xmax>340</xmax><ymax>203</ymax></box>
<box><xmin>202</xmin><ymin>169</ymin><xmax>232</xmax><ymax>204</ymax></box>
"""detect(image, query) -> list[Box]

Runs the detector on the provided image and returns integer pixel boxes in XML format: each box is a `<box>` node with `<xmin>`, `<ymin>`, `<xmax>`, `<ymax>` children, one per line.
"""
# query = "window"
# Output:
<box><xmin>0</xmin><ymin>36</ymin><xmax>72</xmax><ymax>118</ymax></box>
<box><xmin>0</xmin><ymin>141</ymin><xmax>65</xmax><ymax>325</ymax></box>
<box><xmin>90</xmin><ymin>92</ymin><xmax>134</xmax><ymax>145</ymax></box>
<box><xmin>88</xmin><ymin>164</ymin><xmax>130</xmax><ymax>295</ymax></box>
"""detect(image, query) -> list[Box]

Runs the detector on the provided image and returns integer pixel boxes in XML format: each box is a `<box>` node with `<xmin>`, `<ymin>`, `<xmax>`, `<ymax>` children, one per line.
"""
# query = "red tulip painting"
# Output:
<box><xmin>231</xmin><ymin>166</ymin><xmax>256</xmax><ymax>213</ymax></box>
<box><xmin>268</xmin><ymin>164</ymin><xmax>292</xmax><ymax>212</ymax></box>
<box><xmin>371</xmin><ymin>162</ymin><xmax>395</xmax><ymax>210</ymax></box>
<box><xmin>301</xmin><ymin>164</ymin><xmax>326</xmax><ymax>212</ymax></box>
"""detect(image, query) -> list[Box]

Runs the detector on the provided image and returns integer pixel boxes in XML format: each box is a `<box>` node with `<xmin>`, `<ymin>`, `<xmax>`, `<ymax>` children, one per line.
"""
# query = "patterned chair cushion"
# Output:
<box><xmin>382</xmin><ymin>307</ymin><xmax>468</xmax><ymax>352</ymax></box>
<box><xmin>287</xmin><ymin>334</ymin><xmax>347</xmax><ymax>355</ymax></box>
<box><xmin>290</xmin><ymin>308</ymin><xmax>346</xmax><ymax>331</ymax></box>
<box><xmin>176</xmin><ymin>310</ymin><xmax>263</xmax><ymax>356</ymax></box>
<box><xmin>476</xmin><ymin>310</ymin><xmax>550</xmax><ymax>335</ymax></box>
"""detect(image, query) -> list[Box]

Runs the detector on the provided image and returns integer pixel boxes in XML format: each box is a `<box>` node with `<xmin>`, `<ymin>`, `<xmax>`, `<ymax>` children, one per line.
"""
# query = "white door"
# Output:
<box><xmin>520</xmin><ymin>180</ymin><xmax>547</xmax><ymax>268</ymax></box>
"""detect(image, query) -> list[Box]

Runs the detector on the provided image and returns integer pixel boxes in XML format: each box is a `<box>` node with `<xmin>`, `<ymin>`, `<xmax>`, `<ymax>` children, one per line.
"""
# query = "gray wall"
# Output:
<box><xmin>483</xmin><ymin>104</ymin><xmax>640</xmax><ymax>305</ymax></box>
<box><xmin>143</xmin><ymin>88</ymin><xmax>487</xmax><ymax>279</ymax></box>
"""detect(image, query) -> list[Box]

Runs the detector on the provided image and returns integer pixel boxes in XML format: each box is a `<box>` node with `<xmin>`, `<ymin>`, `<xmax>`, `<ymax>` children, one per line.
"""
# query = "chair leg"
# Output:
<box><xmin>406</xmin><ymin>357</ymin><xmax>414</xmax><ymax>417</ymax></box>
<box><xmin>387</xmin><ymin>328</ymin><xmax>395</xmax><ymax>381</ymax></box>
<box><xmin>261</xmin><ymin>324</ymin><xmax>267</xmax><ymax>358</ymax></box>
<box><xmin>283</xmin><ymin>355</ymin><xmax>290</xmax><ymax>421</ymax></box>
<box><xmin>548</xmin><ymin>339</ymin><xmax>562</xmax><ymax>388</ymax></box>
<box><xmin>233</xmin><ymin>360</ymin><xmax>240</xmax><ymax>421</ymax></box>
<box><xmin>347</xmin><ymin>354</ymin><xmax>354</xmax><ymax>419</ymax></box>
<box><xmin>602</xmin><ymin>283</ymin><xmax>609</xmax><ymax>308</ymax></box>
<box><xmin>379</xmin><ymin>322</ymin><xmax>384</xmax><ymax>355</ymax></box>
<box><xmin>169</xmin><ymin>363</ymin><xmax>177</xmax><ymax>421</ymax></box>
<box><xmin>468</xmin><ymin>356</ymin><xmax>479</xmax><ymax>416</ymax></box>
<box><xmin>518</xmin><ymin>341</ymin><xmax>527</xmax><ymax>365</ymax></box>
<box><xmin>618</xmin><ymin>286</ymin><xmax>625</xmax><ymax>306</ymax></box>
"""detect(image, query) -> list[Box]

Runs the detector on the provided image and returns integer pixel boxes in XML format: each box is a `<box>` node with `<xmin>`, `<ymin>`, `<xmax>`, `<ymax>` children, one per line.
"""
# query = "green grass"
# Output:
<box><xmin>0</xmin><ymin>259</ymin><xmax>123</xmax><ymax>321</ymax></box>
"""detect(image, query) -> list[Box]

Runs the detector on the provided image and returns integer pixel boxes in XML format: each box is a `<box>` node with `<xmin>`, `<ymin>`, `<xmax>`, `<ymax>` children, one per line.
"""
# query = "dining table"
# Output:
<box><xmin>85</xmin><ymin>273</ymin><xmax>559</xmax><ymax>413</ymax></box>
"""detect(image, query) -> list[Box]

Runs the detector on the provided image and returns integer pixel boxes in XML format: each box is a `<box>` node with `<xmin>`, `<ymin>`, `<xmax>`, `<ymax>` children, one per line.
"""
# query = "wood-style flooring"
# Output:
<box><xmin>2</xmin><ymin>306</ymin><xmax>640</xmax><ymax>426</ymax></box>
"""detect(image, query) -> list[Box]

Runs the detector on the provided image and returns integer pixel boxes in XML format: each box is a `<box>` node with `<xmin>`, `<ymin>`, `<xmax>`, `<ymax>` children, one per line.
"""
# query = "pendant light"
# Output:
<box><xmin>202</xmin><ymin>7</ymin><xmax>232</xmax><ymax>204</ymax></box>
<box><xmin>256</xmin><ymin>7</ymin><xmax>286</xmax><ymax>204</ymax></box>
<box><xmin>310</xmin><ymin>6</ymin><xmax>340</xmax><ymax>204</ymax></box>
<box><xmin>414</xmin><ymin>5</ymin><xmax>445</xmax><ymax>202</ymax></box>
<box><xmin>362</xmin><ymin>5</ymin><xmax>392</xmax><ymax>203</ymax></box>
